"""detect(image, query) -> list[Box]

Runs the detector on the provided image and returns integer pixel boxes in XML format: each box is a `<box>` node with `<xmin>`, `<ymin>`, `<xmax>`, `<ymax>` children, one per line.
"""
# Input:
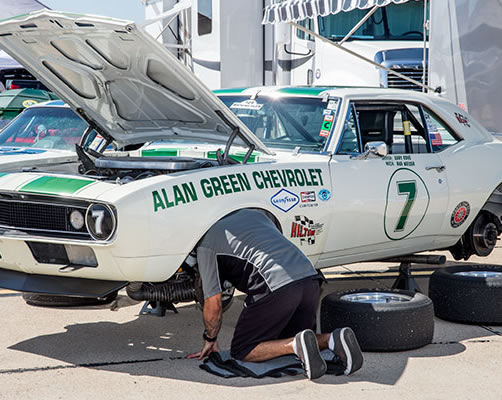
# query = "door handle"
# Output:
<box><xmin>425</xmin><ymin>166</ymin><xmax>446</xmax><ymax>172</ymax></box>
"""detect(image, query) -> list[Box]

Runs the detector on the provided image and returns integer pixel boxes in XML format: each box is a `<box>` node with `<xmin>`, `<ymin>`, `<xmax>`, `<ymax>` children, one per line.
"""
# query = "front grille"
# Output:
<box><xmin>0</xmin><ymin>193</ymin><xmax>91</xmax><ymax>239</ymax></box>
<box><xmin>387</xmin><ymin>67</ymin><xmax>428</xmax><ymax>91</ymax></box>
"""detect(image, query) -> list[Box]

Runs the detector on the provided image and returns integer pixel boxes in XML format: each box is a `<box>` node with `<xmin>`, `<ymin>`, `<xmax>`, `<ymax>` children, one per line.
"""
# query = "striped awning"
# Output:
<box><xmin>262</xmin><ymin>0</ymin><xmax>414</xmax><ymax>24</ymax></box>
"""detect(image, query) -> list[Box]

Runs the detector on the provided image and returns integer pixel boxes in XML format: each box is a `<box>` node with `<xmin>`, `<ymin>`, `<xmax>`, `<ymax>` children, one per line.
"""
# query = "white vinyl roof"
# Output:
<box><xmin>263</xmin><ymin>0</ymin><xmax>413</xmax><ymax>24</ymax></box>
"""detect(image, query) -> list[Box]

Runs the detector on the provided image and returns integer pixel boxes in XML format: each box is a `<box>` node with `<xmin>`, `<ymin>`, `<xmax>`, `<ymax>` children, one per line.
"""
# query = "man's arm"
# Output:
<box><xmin>203</xmin><ymin>292</ymin><xmax>223</xmax><ymax>338</ymax></box>
<box><xmin>187</xmin><ymin>292</ymin><xmax>222</xmax><ymax>360</ymax></box>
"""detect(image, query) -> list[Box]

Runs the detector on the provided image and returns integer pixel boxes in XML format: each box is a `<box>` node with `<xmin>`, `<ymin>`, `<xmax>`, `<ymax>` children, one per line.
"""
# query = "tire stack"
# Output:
<box><xmin>320</xmin><ymin>288</ymin><xmax>434</xmax><ymax>351</ymax></box>
<box><xmin>428</xmin><ymin>264</ymin><xmax>502</xmax><ymax>325</ymax></box>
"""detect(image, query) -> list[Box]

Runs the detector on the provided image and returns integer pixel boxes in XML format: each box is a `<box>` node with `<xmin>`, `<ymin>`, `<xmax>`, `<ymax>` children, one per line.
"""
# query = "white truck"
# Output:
<box><xmin>142</xmin><ymin>0</ymin><xmax>429</xmax><ymax>90</ymax></box>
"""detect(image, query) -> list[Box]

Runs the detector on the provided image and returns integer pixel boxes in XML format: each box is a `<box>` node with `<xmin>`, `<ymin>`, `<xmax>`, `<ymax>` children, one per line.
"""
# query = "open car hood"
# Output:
<box><xmin>0</xmin><ymin>11</ymin><xmax>273</xmax><ymax>155</ymax></box>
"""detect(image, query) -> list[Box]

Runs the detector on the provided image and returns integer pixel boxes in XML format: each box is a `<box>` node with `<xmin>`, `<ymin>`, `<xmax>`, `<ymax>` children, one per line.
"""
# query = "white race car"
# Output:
<box><xmin>0</xmin><ymin>11</ymin><xmax>500</xmax><ymax>314</ymax></box>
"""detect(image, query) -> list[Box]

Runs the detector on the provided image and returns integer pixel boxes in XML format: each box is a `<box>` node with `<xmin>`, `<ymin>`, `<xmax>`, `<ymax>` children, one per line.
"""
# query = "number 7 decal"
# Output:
<box><xmin>395</xmin><ymin>180</ymin><xmax>417</xmax><ymax>232</ymax></box>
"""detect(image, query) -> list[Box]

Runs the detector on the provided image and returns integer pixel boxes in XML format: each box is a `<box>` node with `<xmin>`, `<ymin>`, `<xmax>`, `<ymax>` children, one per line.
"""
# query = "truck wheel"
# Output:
<box><xmin>22</xmin><ymin>291</ymin><xmax>118</xmax><ymax>307</ymax></box>
<box><xmin>320</xmin><ymin>288</ymin><xmax>434</xmax><ymax>351</ymax></box>
<box><xmin>428</xmin><ymin>264</ymin><xmax>502</xmax><ymax>324</ymax></box>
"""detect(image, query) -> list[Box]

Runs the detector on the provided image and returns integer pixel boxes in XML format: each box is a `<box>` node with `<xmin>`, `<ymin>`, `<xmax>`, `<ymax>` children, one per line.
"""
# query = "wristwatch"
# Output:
<box><xmin>203</xmin><ymin>330</ymin><xmax>217</xmax><ymax>342</ymax></box>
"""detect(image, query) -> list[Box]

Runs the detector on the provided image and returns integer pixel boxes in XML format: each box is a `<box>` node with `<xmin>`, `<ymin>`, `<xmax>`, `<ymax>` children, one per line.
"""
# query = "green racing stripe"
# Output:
<box><xmin>19</xmin><ymin>176</ymin><xmax>95</xmax><ymax>195</ymax></box>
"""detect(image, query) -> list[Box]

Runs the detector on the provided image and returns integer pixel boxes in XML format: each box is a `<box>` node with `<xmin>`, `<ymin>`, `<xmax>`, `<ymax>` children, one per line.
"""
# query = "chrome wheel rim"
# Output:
<box><xmin>341</xmin><ymin>292</ymin><xmax>413</xmax><ymax>304</ymax></box>
<box><xmin>455</xmin><ymin>271</ymin><xmax>502</xmax><ymax>278</ymax></box>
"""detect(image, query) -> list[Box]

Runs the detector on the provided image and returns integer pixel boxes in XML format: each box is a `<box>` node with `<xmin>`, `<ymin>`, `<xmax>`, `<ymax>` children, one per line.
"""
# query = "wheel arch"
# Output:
<box><xmin>185</xmin><ymin>206</ymin><xmax>284</xmax><ymax>258</ymax></box>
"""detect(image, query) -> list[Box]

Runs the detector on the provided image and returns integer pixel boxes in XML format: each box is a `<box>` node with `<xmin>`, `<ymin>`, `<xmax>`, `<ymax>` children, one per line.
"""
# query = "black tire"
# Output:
<box><xmin>320</xmin><ymin>288</ymin><xmax>434</xmax><ymax>352</ymax></box>
<box><xmin>428</xmin><ymin>264</ymin><xmax>502</xmax><ymax>325</ymax></box>
<box><xmin>22</xmin><ymin>291</ymin><xmax>118</xmax><ymax>307</ymax></box>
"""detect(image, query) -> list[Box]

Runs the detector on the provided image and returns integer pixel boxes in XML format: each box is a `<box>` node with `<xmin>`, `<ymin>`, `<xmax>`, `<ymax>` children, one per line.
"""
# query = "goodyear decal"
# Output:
<box><xmin>19</xmin><ymin>176</ymin><xmax>95</xmax><ymax>195</ymax></box>
<box><xmin>152</xmin><ymin>168</ymin><xmax>324</xmax><ymax>212</ymax></box>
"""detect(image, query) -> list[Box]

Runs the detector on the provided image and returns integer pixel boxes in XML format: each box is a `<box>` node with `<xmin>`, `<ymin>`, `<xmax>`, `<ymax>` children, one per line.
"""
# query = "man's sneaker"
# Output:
<box><xmin>329</xmin><ymin>327</ymin><xmax>363</xmax><ymax>375</ymax></box>
<box><xmin>294</xmin><ymin>329</ymin><xmax>327</xmax><ymax>380</ymax></box>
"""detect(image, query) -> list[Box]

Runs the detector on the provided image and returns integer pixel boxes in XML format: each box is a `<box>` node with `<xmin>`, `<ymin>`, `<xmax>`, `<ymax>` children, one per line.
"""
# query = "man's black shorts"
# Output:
<box><xmin>230</xmin><ymin>276</ymin><xmax>321</xmax><ymax>360</ymax></box>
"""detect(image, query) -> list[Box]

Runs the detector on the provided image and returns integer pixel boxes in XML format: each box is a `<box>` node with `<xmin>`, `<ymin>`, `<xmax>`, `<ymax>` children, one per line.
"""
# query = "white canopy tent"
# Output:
<box><xmin>262</xmin><ymin>0</ymin><xmax>414</xmax><ymax>24</ymax></box>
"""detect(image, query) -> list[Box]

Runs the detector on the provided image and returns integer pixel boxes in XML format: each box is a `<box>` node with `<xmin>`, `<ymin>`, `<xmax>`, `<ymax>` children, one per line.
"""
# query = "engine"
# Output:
<box><xmin>83</xmin><ymin>156</ymin><xmax>218</xmax><ymax>183</ymax></box>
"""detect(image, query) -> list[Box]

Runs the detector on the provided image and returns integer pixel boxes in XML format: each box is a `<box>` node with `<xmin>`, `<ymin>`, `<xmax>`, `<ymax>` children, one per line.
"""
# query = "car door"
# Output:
<box><xmin>318</xmin><ymin>100</ymin><xmax>451</xmax><ymax>266</ymax></box>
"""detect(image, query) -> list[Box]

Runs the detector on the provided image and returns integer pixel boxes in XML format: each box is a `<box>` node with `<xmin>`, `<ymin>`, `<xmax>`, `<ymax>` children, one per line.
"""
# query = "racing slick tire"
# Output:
<box><xmin>320</xmin><ymin>288</ymin><xmax>434</xmax><ymax>352</ymax></box>
<box><xmin>428</xmin><ymin>264</ymin><xmax>502</xmax><ymax>325</ymax></box>
<box><xmin>22</xmin><ymin>291</ymin><xmax>118</xmax><ymax>307</ymax></box>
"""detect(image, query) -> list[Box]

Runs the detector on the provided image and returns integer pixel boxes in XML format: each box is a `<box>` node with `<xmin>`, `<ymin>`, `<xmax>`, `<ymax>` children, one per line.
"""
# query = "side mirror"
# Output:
<box><xmin>351</xmin><ymin>141</ymin><xmax>388</xmax><ymax>160</ymax></box>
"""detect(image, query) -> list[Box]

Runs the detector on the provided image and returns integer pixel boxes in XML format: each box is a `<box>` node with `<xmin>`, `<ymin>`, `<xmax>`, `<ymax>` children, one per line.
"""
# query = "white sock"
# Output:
<box><xmin>328</xmin><ymin>334</ymin><xmax>335</xmax><ymax>351</ymax></box>
<box><xmin>292</xmin><ymin>338</ymin><xmax>298</xmax><ymax>355</ymax></box>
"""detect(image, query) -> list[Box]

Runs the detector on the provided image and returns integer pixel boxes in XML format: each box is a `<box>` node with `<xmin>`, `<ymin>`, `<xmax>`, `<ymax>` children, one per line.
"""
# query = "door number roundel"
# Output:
<box><xmin>384</xmin><ymin>168</ymin><xmax>430</xmax><ymax>240</ymax></box>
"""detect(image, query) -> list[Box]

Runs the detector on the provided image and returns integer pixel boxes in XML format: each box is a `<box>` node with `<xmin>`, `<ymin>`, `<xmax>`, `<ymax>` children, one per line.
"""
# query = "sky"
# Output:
<box><xmin>41</xmin><ymin>0</ymin><xmax>145</xmax><ymax>22</ymax></box>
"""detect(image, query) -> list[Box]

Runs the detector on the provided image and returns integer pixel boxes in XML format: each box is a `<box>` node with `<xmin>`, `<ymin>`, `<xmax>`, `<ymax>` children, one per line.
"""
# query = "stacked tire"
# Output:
<box><xmin>321</xmin><ymin>288</ymin><xmax>434</xmax><ymax>351</ymax></box>
<box><xmin>428</xmin><ymin>264</ymin><xmax>502</xmax><ymax>325</ymax></box>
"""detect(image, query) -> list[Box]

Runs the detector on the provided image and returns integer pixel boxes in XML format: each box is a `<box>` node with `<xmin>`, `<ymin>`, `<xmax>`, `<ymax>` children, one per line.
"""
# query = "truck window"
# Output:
<box><xmin>318</xmin><ymin>1</ymin><xmax>426</xmax><ymax>41</ymax></box>
<box><xmin>296</xmin><ymin>19</ymin><xmax>314</xmax><ymax>41</ymax></box>
<box><xmin>197</xmin><ymin>0</ymin><xmax>212</xmax><ymax>36</ymax></box>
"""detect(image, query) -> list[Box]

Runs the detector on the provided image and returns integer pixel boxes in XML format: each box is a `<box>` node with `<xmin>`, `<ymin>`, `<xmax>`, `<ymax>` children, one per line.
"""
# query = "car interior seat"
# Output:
<box><xmin>358</xmin><ymin>111</ymin><xmax>395</xmax><ymax>153</ymax></box>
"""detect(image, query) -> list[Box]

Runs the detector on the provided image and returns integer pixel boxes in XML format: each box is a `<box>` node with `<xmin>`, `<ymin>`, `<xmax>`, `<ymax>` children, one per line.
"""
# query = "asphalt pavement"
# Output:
<box><xmin>0</xmin><ymin>248</ymin><xmax>501</xmax><ymax>399</ymax></box>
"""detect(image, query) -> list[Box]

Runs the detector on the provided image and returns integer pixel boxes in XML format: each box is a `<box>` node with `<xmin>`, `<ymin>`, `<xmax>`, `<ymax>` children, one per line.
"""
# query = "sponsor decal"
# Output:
<box><xmin>22</xmin><ymin>99</ymin><xmax>38</xmax><ymax>108</ymax></box>
<box><xmin>451</xmin><ymin>201</ymin><xmax>470</xmax><ymax>228</ymax></box>
<box><xmin>430</xmin><ymin>132</ymin><xmax>443</xmax><ymax>146</ymax></box>
<box><xmin>290</xmin><ymin>215</ymin><xmax>324</xmax><ymax>245</ymax></box>
<box><xmin>300</xmin><ymin>191</ymin><xmax>316</xmax><ymax>203</ymax></box>
<box><xmin>327</xmin><ymin>99</ymin><xmax>339</xmax><ymax>111</ymax></box>
<box><xmin>319</xmin><ymin>114</ymin><xmax>333</xmax><ymax>137</ymax></box>
<box><xmin>318</xmin><ymin>189</ymin><xmax>331</xmax><ymax>201</ymax></box>
<box><xmin>455</xmin><ymin>112</ymin><xmax>471</xmax><ymax>128</ymax></box>
<box><xmin>323</xmin><ymin>109</ymin><xmax>332</xmax><ymax>116</ymax></box>
<box><xmin>152</xmin><ymin>168</ymin><xmax>325</xmax><ymax>212</ymax></box>
<box><xmin>230</xmin><ymin>99</ymin><xmax>263</xmax><ymax>111</ymax></box>
<box><xmin>270</xmin><ymin>189</ymin><xmax>299</xmax><ymax>212</ymax></box>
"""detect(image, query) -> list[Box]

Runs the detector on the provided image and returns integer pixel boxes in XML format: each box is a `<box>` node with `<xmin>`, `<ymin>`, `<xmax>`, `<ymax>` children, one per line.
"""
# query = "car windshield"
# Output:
<box><xmin>318</xmin><ymin>1</ymin><xmax>426</xmax><ymax>41</ymax></box>
<box><xmin>0</xmin><ymin>106</ymin><xmax>87</xmax><ymax>151</ymax></box>
<box><xmin>218</xmin><ymin>95</ymin><xmax>338</xmax><ymax>152</ymax></box>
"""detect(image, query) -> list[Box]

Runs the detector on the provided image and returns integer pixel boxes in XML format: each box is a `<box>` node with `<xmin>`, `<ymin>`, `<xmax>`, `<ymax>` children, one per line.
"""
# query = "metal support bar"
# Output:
<box><xmin>340</xmin><ymin>6</ymin><xmax>378</xmax><ymax>45</ymax></box>
<box><xmin>291</xmin><ymin>22</ymin><xmax>436</xmax><ymax>92</ymax></box>
<box><xmin>380</xmin><ymin>255</ymin><xmax>446</xmax><ymax>265</ymax></box>
<box><xmin>422</xmin><ymin>0</ymin><xmax>429</xmax><ymax>93</ymax></box>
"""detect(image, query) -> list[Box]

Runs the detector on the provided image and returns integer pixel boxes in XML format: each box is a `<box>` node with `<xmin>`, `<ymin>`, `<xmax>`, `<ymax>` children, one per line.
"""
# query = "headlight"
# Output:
<box><xmin>85</xmin><ymin>203</ymin><xmax>116</xmax><ymax>241</ymax></box>
<box><xmin>69</xmin><ymin>210</ymin><xmax>85</xmax><ymax>230</ymax></box>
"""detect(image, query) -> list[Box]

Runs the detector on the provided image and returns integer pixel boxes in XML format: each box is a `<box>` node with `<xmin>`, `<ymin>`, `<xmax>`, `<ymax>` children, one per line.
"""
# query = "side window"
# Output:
<box><xmin>337</xmin><ymin>105</ymin><xmax>360</xmax><ymax>154</ymax></box>
<box><xmin>354</xmin><ymin>102</ymin><xmax>429</xmax><ymax>155</ymax></box>
<box><xmin>422</xmin><ymin>107</ymin><xmax>460</xmax><ymax>152</ymax></box>
<box><xmin>296</xmin><ymin>19</ymin><xmax>314</xmax><ymax>41</ymax></box>
<box><xmin>197</xmin><ymin>0</ymin><xmax>212</xmax><ymax>36</ymax></box>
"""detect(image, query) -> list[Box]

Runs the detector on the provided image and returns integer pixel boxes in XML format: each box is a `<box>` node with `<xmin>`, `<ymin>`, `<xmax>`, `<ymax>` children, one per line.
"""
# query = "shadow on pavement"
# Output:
<box><xmin>8</xmin><ymin>288</ymin><xmax>500</xmax><ymax>387</ymax></box>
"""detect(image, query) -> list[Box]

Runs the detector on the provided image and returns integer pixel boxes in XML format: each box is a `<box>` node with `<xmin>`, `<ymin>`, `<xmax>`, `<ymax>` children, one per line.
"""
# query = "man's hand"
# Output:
<box><xmin>187</xmin><ymin>293</ymin><xmax>222</xmax><ymax>360</ymax></box>
<box><xmin>187</xmin><ymin>340</ymin><xmax>220</xmax><ymax>360</ymax></box>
